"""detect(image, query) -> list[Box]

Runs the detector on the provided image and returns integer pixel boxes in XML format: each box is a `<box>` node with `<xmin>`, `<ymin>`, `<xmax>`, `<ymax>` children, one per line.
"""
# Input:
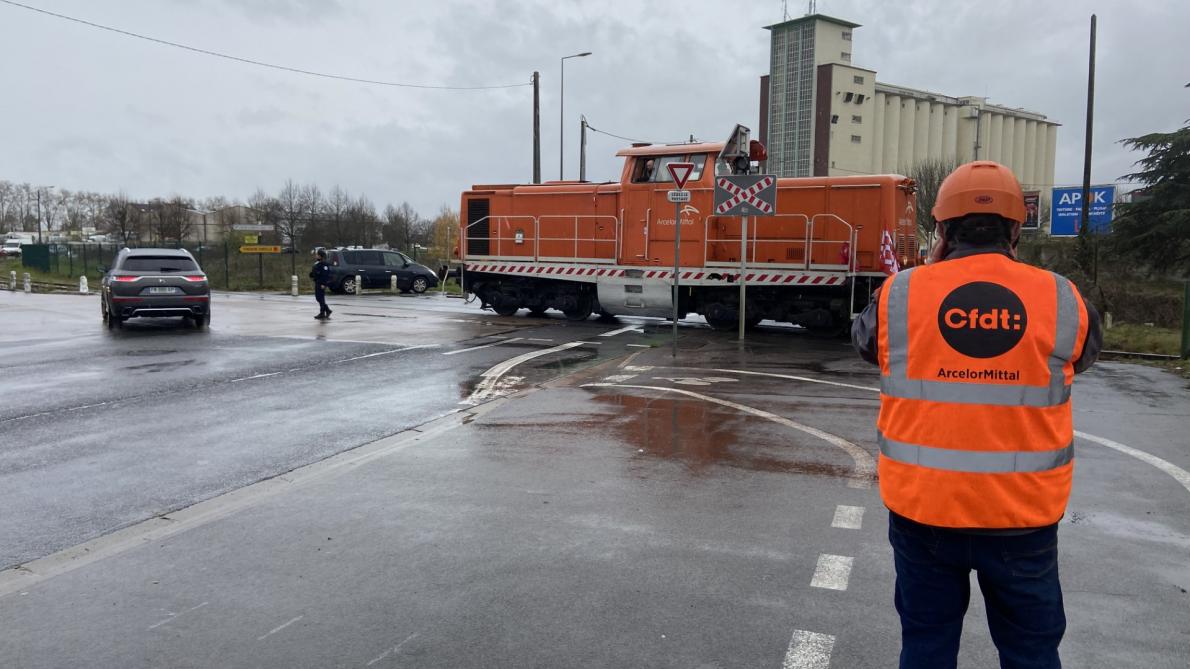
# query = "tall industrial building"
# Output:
<box><xmin>763</xmin><ymin>14</ymin><xmax>1058</xmax><ymax>193</ymax></box>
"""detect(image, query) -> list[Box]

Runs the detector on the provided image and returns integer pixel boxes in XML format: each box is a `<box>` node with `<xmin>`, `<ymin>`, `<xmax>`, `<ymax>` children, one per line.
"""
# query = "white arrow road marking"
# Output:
<box><xmin>464</xmin><ymin>341</ymin><xmax>590</xmax><ymax>404</ymax></box>
<box><xmin>810</xmin><ymin>554</ymin><xmax>854</xmax><ymax>591</ymax></box>
<box><xmin>583</xmin><ymin>383</ymin><xmax>875</xmax><ymax>488</ymax></box>
<box><xmin>599</xmin><ymin>325</ymin><xmax>645</xmax><ymax>337</ymax></box>
<box><xmin>783</xmin><ymin>630</ymin><xmax>835</xmax><ymax>669</ymax></box>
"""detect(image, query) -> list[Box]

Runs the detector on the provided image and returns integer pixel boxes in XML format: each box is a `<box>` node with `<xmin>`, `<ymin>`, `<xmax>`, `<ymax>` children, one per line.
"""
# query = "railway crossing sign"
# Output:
<box><xmin>714</xmin><ymin>175</ymin><xmax>777</xmax><ymax>216</ymax></box>
<box><xmin>667</xmin><ymin>162</ymin><xmax>695</xmax><ymax>189</ymax></box>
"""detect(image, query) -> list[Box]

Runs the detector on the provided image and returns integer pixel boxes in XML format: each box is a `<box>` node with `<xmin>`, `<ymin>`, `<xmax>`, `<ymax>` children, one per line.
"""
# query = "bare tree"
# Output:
<box><xmin>382</xmin><ymin>202</ymin><xmax>420</xmax><ymax>252</ymax></box>
<box><xmin>906</xmin><ymin>157</ymin><xmax>957</xmax><ymax>245</ymax></box>
<box><xmin>324</xmin><ymin>185</ymin><xmax>351</xmax><ymax>247</ymax></box>
<box><xmin>103</xmin><ymin>193</ymin><xmax>142</xmax><ymax>244</ymax></box>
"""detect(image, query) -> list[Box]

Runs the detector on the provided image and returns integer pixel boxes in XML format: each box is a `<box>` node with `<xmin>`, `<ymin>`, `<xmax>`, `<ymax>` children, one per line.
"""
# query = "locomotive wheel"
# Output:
<box><xmin>562</xmin><ymin>298</ymin><xmax>593</xmax><ymax>322</ymax></box>
<box><xmin>493</xmin><ymin>301</ymin><xmax>520</xmax><ymax>317</ymax></box>
<box><xmin>703</xmin><ymin>302</ymin><xmax>737</xmax><ymax>331</ymax></box>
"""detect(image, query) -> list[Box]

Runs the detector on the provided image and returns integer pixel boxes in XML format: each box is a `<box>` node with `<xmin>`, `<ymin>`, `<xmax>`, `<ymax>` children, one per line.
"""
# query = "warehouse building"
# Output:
<box><xmin>761</xmin><ymin>13</ymin><xmax>1058</xmax><ymax>195</ymax></box>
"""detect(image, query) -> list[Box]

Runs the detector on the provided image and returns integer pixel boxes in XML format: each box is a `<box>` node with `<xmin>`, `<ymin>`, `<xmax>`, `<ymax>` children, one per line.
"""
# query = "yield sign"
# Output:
<box><xmin>667</xmin><ymin>162</ymin><xmax>695</xmax><ymax>189</ymax></box>
<box><xmin>714</xmin><ymin>175</ymin><xmax>777</xmax><ymax>216</ymax></box>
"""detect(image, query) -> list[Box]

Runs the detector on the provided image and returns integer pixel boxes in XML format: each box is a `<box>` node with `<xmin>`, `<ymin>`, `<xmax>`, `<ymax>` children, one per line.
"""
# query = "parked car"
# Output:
<box><xmin>1</xmin><ymin>239</ymin><xmax>22</xmax><ymax>257</ymax></box>
<box><xmin>324</xmin><ymin>248</ymin><xmax>439</xmax><ymax>295</ymax></box>
<box><xmin>101</xmin><ymin>248</ymin><xmax>210</xmax><ymax>329</ymax></box>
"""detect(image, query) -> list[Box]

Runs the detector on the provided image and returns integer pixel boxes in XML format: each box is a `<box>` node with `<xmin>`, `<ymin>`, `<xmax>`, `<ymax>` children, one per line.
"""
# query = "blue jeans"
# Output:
<box><xmin>889</xmin><ymin>513</ymin><xmax>1065</xmax><ymax>669</ymax></box>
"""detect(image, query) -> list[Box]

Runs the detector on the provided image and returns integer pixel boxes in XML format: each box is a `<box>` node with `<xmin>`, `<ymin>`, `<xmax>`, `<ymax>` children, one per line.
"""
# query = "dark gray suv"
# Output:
<box><xmin>101</xmin><ymin>248</ymin><xmax>210</xmax><ymax>329</ymax></box>
<box><xmin>325</xmin><ymin>248</ymin><xmax>439</xmax><ymax>295</ymax></box>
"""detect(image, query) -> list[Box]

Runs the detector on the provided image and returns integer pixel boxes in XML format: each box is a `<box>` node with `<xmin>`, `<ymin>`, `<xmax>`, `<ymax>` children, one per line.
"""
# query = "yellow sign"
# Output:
<box><xmin>240</xmin><ymin>245</ymin><xmax>282</xmax><ymax>254</ymax></box>
<box><xmin>244</xmin><ymin>234</ymin><xmax>259</xmax><ymax>244</ymax></box>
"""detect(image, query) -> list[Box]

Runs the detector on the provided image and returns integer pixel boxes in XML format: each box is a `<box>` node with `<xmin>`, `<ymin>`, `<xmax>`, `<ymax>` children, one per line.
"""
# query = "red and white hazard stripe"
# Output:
<box><xmin>464</xmin><ymin>263</ymin><xmax>846</xmax><ymax>285</ymax></box>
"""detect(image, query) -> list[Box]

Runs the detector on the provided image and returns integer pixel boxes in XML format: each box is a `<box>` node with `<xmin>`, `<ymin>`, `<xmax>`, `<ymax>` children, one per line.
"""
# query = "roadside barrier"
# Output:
<box><xmin>291</xmin><ymin>275</ymin><xmax>298</xmax><ymax>297</ymax></box>
<box><xmin>391</xmin><ymin>276</ymin><xmax>398</xmax><ymax>293</ymax></box>
<box><xmin>9</xmin><ymin>271</ymin><xmax>14</xmax><ymax>291</ymax></box>
<box><xmin>356</xmin><ymin>274</ymin><xmax>363</xmax><ymax>297</ymax></box>
<box><xmin>79</xmin><ymin>276</ymin><xmax>89</xmax><ymax>294</ymax></box>
<box><xmin>23</xmin><ymin>273</ymin><xmax>31</xmax><ymax>293</ymax></box>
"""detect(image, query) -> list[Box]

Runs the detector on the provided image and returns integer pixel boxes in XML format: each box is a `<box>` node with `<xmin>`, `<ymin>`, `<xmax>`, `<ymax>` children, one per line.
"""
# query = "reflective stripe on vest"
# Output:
<box><xmin>878</xmin><ymin>431</ymin><xmax>1073</xmax><ymax>473</ymax></box>
<box><xmin>881</xmin><ymin>268</ymin><xmax>1081</xmax><ymax>407</ymax></box>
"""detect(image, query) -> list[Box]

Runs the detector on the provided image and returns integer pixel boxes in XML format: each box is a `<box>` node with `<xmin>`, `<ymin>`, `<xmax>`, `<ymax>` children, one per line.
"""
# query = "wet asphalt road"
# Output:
<box><xmin>0</xmin><ymin>290</ymin><xmax>662</xmax><ymax>569</ymax></box>
<box><xmin>1</xmin><ymin>289</ymin><xmax>1188</xmax><ymax>668</ymax></box>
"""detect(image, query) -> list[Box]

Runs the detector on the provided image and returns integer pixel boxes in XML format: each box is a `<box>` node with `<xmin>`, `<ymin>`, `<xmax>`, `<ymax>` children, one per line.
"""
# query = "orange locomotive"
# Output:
<box><xmin>458</xmin><ymin>126</ymin><xmax>918</xmax><ymax>331</ymax></box>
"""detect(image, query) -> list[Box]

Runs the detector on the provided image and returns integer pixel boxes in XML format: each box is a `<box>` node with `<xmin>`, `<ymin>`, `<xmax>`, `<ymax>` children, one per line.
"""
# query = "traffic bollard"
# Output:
<box><xmin>291</xmin><ymin>275</ymin><xmax>298</xmax><ymax>297</ymax></box>
<box><xmin>9</xmin><ymin>270</ymin><xmax>15</xmax><ymax>291</ymax></box>
<box><xmin>355</xmin><ymin>274</ymin><xmax>363</xmax><ymax>297</ymax></box>
<box><xmin>23</xmin><ymin>272</ymin><xmax>31</xmax><ymax>293</ymax></box>
<box><xmin>391</xmin><ymin>275</ymin><xmax>398</xmax><ymax>293</ymax></box>
<box><xmin>79</xmin><ymin>276</ymin><xmax>89</xmax><ymax>294</ymax></box>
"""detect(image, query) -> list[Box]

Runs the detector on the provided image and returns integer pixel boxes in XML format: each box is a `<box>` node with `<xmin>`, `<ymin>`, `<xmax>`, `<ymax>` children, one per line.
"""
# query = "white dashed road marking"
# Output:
<box><xmin>366</xmin><ymin>632</ymin><xmax>420</xmax><ymax>666</ymax></box>
<box><xmin>147</xmin><ymin>601</ymin><xmax>209</xmax><ymax>631</ymax></box>
<box><xmin>783</xmin><ymin>630</ymin><xmax>835</xmax><ymax>669</ymax></box>
<box><xmin>831</xmin><ymin>505</ymin><xmax>865</xmax><ymax>530</ymax></box>
<box><xmin>443</xmin><ymin>337</ymin><xmax>522</xmax><ymax>355</ymax></box>
<box><xmin>257</xmin><ymin>615</ymin><xmax>303</xmax><ymax>641</ymax></box>
<box><xmin>810</xmin><ymin>554</ymin><xmax>854</xmax><ymax>591</ymax></box>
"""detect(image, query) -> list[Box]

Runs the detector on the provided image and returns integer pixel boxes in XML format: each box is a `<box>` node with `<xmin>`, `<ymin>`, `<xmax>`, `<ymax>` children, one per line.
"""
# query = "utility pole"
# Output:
<box><xmin>36</xmin><ymin>189</ymin><xmax>42</xmax><ymax>243</ymax></box>
<box><xmin>1078</xmin><ymin>14</ymin><xmax>1098</xmax><ymax>284</ymax></box>
<box><xmin>532</xmin><ymin>71</ymin><xmax>541</xmax><ymax>184</ymax></box>
<box><xmin>579</xmin><ymin>116</ymin><xmax>588</xmax><ymax>182</ymax></box>
<box><xmin>559</xmin><ymin>52</ymin><xmax>591</xmax><ymax>180</ymax></box>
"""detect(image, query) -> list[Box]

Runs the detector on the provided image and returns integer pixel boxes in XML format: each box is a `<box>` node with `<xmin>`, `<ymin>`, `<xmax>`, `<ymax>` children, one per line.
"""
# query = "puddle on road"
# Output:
<box><xmin>593</xmin><ymin>393</ymin><xmax>857</xmax><ymax>480</ymax></box>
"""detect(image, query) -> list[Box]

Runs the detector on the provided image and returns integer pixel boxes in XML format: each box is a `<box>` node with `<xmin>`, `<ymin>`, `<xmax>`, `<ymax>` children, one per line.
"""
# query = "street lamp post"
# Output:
<box><xmin>559</xmin><ymin>51</ymin><xmax>592</xmax><ymax>180</ymax></box>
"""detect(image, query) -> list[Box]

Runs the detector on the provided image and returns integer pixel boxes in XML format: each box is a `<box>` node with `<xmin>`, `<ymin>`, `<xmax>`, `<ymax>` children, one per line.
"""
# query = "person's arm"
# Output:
<box><xmin>851</xmin><ymin>298</ymin><xmax>880</xmax><ymax>365</ymax></box>
<box><xmin>1073</xmin><ymin>300</ymin><xmax>1102</xmax><ymax>374</ymax></box>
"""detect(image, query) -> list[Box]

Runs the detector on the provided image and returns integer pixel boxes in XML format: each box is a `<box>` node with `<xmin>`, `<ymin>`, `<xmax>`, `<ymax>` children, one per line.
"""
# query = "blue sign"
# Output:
<box><xmin>1050</xmin><ymin>186</ymin><xmax>1115</xmax><ymax>236</ymax></box>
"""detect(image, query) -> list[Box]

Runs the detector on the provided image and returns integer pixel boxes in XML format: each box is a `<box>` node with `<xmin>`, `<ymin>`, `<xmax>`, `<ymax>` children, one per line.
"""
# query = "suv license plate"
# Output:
<box><xmin>148</xmin><ymin>286</ymin><xmax>180</xmax><ymax>295</ymax></box>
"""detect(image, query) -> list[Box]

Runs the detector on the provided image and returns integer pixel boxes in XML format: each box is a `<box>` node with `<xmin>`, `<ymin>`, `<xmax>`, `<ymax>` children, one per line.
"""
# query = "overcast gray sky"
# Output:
<box><xmin>2</xmin><ymin>0</ymin><xmax>1187</xmax><ymax>216</ymax></box>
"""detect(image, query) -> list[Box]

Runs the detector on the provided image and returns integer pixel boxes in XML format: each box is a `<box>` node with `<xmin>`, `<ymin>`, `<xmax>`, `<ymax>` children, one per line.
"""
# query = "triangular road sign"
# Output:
<box><xmin>667</xmin><ymin>162</ymin><xmax>695</xmax><ymax>189</ymax></box>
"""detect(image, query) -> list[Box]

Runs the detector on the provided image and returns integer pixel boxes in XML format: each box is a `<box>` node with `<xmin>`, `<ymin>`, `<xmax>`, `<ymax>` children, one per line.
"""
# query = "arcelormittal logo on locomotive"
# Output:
<box><xmin>936</xmin><ymin>282</ymin><xmax>1028</xmax><ymax>358</ymax></box>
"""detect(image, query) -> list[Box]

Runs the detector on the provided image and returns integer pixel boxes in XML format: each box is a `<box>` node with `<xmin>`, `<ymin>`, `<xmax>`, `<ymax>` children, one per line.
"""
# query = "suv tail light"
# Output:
<box><xmin>113</xmin><ymin>276</ymin><xmax>139</xmax><ymax>282</ymax></box>
<box><xmin>181</xmin><ymin>275</ymin><xmax>207</xmax><ymax>282</ymax></box>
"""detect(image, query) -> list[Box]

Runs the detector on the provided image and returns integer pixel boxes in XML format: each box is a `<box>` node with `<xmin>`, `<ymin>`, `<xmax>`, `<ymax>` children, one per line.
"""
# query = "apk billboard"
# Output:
<box><xmin>1050</xmin><ymin>185</ymin><xmax>1115</xmax><ymax>236</ymax></box>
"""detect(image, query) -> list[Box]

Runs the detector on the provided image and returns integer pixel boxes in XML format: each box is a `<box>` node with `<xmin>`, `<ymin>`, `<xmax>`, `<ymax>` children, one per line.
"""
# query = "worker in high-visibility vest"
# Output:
<box><xmin>852</xmin><ymin>161</ymin><xmax>1102</xmax><ymax>669</ymax></box>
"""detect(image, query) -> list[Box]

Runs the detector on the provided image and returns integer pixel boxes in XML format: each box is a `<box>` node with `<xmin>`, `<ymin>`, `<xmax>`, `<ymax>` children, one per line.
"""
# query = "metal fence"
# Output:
<box><xmin>23</xmin><ymin>242</ymin><xmax>304</xmax><ymax>291</ymax></box>
<box><xmin>20</xmin><ymin>242</ymin><xmax>455</xmax><ymax>293</ymax></box>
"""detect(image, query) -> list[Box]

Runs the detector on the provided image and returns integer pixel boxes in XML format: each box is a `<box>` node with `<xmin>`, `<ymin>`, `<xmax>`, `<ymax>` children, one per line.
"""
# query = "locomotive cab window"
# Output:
<box><xmin>634</xmin><ymin>158</ymin><xmax>656</xmax><ymax>182</ymax></box>
<box><xmin>652</xmin><ymin>154</ymin><xmax>707</xmax><ymax>183</ymax></box>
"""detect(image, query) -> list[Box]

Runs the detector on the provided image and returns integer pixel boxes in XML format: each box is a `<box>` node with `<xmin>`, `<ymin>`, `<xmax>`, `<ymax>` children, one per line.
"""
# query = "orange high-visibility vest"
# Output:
<box><xmin>876</xmin><ymin>253</ymin><xmax>1090</xmax><ymax>528</ymax></box>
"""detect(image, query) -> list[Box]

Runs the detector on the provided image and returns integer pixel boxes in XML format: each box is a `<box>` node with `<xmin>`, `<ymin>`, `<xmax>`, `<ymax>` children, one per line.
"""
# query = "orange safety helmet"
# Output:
<box><xmin>932</xmin><ymin>161</ymin><xmax>1027</xmax><ymax>225</ymax></box>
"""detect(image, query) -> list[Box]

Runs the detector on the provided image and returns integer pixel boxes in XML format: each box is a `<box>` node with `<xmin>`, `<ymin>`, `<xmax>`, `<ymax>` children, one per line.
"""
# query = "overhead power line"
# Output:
<box><xmin>0</xmin><ymin>0</ymin><xmax>530</xmax><ymax>91</ymax></box>
<box><xmin>584</xmin><ymin>120</ymin><xmax>692</xmax><ymax>146</ymax></box>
